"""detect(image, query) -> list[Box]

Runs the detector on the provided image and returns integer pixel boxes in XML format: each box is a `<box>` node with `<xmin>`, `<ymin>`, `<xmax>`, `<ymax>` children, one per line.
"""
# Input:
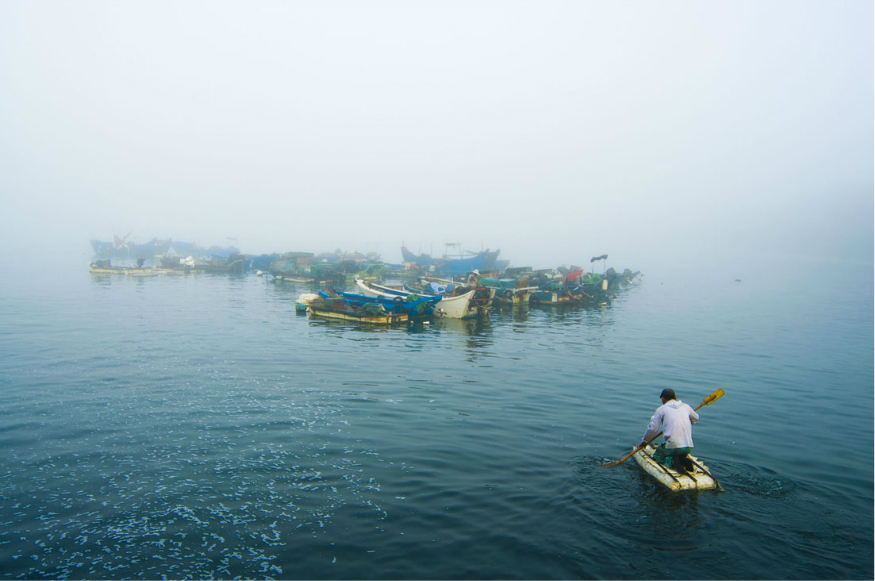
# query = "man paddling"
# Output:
<box><xmin>641</xmin><ymin>389</ymin><xmax>698</xmax><ymax>474</ymax></box>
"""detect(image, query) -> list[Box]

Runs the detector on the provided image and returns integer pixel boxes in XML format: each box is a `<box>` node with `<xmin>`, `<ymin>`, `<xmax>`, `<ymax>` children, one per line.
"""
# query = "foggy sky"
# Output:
<box><xmin>0</xmin><ymin>0</ymin><xmax>872</xmax><ymax>272</ymax></box>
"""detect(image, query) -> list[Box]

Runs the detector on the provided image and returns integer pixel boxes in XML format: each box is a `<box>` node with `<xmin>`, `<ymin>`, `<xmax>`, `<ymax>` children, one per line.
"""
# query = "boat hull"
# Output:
<box><xmin>89</xmin><ymin>266</ymin><xmax>167</xmax><ymax>277</ymax></box>
<box><xmin>430</xmin><ymin>290</ymin><xmax>482</xmax><ymax>319</ymax></box>
<box><xmin>307</xmin><ymin>304</ymin><xmax>408</xmax><ymax>325</ymax></box>
<box><xmin>400</xmin><ymin>246</ymin><xmax>501</xmax><ymax>275</ymax></box>
<box><xmin>491</xmin><ymin>286</ymin><xmax>536</xmax><ymax>306</ymax></box>
<box><xmin>632</xmin><ymin>445</ymin><xmax>719</xmax><ymax>492</ymax></box>
<box><xmin>529</xmin><ymin>291</ymin><xmax>584</xmax><ymax>305</ymax></box>
<box><xmin>355</xmin><ymin>278</ymin><xmax>406</xmax><ymax>298</ymax></box>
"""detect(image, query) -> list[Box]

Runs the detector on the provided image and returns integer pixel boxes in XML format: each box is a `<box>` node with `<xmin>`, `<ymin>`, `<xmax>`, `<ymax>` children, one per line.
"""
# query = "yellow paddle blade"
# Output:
<box><xmin>702</xmin><ymin>389</ymin><xmax>725</xmax><ymax>406</ymax></box>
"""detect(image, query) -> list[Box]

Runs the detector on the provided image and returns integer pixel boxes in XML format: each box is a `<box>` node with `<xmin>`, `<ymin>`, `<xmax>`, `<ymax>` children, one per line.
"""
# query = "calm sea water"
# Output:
<box><xmin>0</xmin><ymin>257</ymin><xmax>872</xmax><ymax>580</ymax></box>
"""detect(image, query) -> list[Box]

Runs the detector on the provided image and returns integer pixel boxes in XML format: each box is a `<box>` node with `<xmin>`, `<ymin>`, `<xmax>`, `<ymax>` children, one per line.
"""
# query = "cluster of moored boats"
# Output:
<box><xmin>296</xmin><ymin>265</ymin><xmax>642</xmax><ymax>325</ymax></box>
<box><xmin>88</xmin><ymin>239</ymin><xmax>643</xmax><ymax>325</ymax></box>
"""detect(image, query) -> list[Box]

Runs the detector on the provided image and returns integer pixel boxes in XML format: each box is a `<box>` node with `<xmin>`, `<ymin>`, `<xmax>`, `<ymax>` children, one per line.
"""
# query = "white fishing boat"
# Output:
<box><xmin>419</xmin><ymin>276</ymin><xmax>495</xmax><ymax>314</ymax></box>
<box><xmin>632</xmin><ymin>444</ymin><xmax>720</xmax><ymax>492</ymax></box>
<box><xmin>354</xmin><ymin>277</ymin><xmax>406</xmax><ymax>298</ymax></box>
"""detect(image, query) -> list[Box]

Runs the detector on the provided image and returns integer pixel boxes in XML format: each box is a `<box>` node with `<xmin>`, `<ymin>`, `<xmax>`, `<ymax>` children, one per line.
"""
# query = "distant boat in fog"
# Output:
<box><xmin>401</xmin><ymin>243</ymin><xmax>503</xmax><ymax>276</ymax></box>
<box><xmin>90</xmin><ymin>236</ymin><xmax>239</xmax><ymax>262</ymax></box>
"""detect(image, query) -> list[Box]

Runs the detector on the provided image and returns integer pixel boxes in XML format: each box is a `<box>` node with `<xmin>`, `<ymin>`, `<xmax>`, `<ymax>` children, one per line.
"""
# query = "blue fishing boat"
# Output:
<box><xmin>401</xmin><ymin>244</ymin><xmax>502</xmax><ymax>276</ymax></box>
<box><xmin>324</xmin><ymin>291</ymin><xmax>441</xmax><ymax>317</ymax></box>
<box><xmin>354</xmin><ymin>278</ymin><xmax>491</xmax><ymax>319</ymax></box>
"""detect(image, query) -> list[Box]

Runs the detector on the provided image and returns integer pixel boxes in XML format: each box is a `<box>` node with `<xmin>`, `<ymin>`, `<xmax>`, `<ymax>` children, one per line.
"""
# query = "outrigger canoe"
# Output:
<box><xmin>632</xmin><ymin>444</ymin><xmax>719</xmax><ymax>492</ymax></box>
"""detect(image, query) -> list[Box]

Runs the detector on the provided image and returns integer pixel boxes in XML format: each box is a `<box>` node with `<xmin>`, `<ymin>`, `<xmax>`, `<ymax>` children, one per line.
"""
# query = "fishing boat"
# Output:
<box><xmin>90</xmin><ymin>235</ymin><xmax>239</xmax><ymax>262</ymax></box>
<box><xmin>295</xmin><ymin>293</ymin><xmax>320</xmax><ymax>313</ymax></box>
<box><xmin>430</xmin><ymin>289</ymin><xmax>484</xmax><ymax>319</ymax></box>
<box><xmin>354</xmin><ymin>277</ymin><xmax>413</xmax><ymax>298</ymax></box>
<box><xmin>418</xmin><ymin>276</ymin><xmax>495</xmax><ymax>305</ymax></box>
<box><xmin>89</xmin><ymin>260</ymin><xmax>167</xmax><ymax>277</ymax></box>
<box><xmin>480</xmin><ymin>277</ymin><xmax>538</xmax><ymax>306</ymax></box>
<box><xmin>415</xmin><ymin>277</ymin><xmax>493</xmax><ymax>318</ymax></box>
<box><xmin>268</xmin><ymin>252</ymin><xmax>316</xmax><ymax>282</ymax></box>
<box><xmin>335</xmin><ymin>290</ymin><xmax>441</xmax><ymax>317</ymax></box>
<box><xmin>605</xmin><ymin>267</ymin><xmax>642</xmax><ymax>290</ymax></box>
<box><xmin>401</xmin><ymin>244</ymin><xmax>502</xmax><ymax>276</ymax></box>
<box><xmin>306</xmin><ymin>295</ymin><xmax>408</xmax><ymax>325</ymax></box>
<box><xmin>160</xmin><ymin>256</ymin><xmax>246</xmax><ymax>275</ymax></box>
<box><xmin>355</xmin><ymin>278</ymin><xmax>488</xmax><ymax>319</ymax></box>
<box><xmin>632</xmin><ymin>444</ymin><xmax>719</xmax><ymax>492</ymax></box>
<box><xmin>529</xmin><ymin>289</ymin><xmax>586</xmax><ymax>306</ymax></box>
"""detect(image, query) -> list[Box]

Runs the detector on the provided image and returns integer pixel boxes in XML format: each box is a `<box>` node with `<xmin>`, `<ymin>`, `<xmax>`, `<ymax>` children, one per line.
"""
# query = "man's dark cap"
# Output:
<box><xmin>660</xmin><ymin>388</ymin><xmax>677</xmax><ymax>400</ymax></box>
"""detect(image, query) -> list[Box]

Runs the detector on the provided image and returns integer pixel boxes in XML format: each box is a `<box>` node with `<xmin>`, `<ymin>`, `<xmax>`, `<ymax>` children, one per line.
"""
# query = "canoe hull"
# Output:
<box><xmin>632</xmin><ymin>445</ymin><xmax>719</xmax><ymax>492</ymax></box>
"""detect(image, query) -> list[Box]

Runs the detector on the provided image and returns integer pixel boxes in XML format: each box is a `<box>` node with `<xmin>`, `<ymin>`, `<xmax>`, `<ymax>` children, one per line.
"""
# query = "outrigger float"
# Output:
<box><xmin>632</xmin><ymin>444</ymin><xmax>720</xmax><ymax>492</ymax></box>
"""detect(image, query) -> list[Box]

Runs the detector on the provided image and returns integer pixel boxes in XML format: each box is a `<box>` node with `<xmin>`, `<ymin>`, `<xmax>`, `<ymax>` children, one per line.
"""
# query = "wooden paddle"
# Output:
<box><xmin>600</xmin><ymin>389</ymin><xmax>725</xmax><ymax>469</ymax></box>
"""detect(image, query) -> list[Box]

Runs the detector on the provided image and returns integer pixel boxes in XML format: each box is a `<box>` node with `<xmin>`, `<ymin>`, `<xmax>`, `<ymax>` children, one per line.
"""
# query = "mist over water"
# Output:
<box><xmin>0</xmin><ymin>0</ymin><xmax>872</xmax><ymax>272</ymax></box>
